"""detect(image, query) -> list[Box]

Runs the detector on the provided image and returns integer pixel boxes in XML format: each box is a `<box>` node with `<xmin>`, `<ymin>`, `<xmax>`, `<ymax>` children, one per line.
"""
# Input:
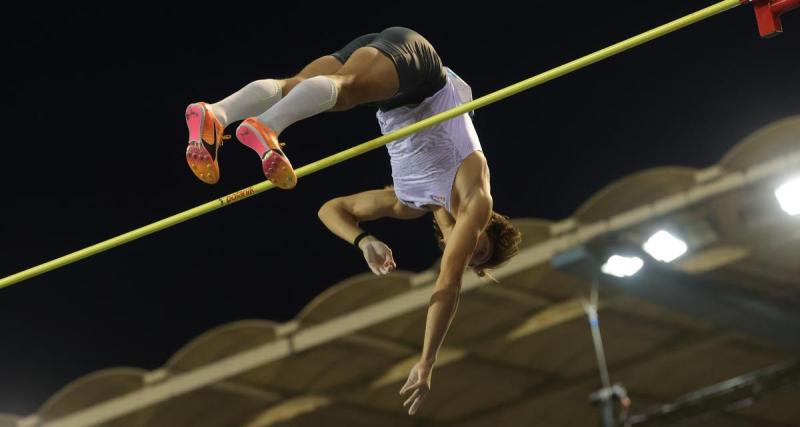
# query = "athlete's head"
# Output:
<box><xmin>433</xmin><ymin>211</ymin><xmax>522</xmax><ymax>280</ymax></box>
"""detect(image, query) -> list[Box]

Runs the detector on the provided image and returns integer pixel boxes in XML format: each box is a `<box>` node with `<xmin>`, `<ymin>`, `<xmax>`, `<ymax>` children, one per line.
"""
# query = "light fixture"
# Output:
<box><xmin>775</xmin><ymin>177</ymin><xmax>800</xmax><ymax>216</ymax></box>
<box><xmin>642</xmin><ymin>230</ymin><xmax>688</xmax><ymax>262</ymax></box>
<box><xmin>601</xmin><ymin>255</ymin><xmax>644</xmax><ymax>278</ymax></box>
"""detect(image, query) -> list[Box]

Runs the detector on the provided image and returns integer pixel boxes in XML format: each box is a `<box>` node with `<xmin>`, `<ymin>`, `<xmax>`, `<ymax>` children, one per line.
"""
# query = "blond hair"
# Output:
<box><xmin>433</xmin><ymin>211</ymin><xmax>522</xmax><ymax>280</ymax></box>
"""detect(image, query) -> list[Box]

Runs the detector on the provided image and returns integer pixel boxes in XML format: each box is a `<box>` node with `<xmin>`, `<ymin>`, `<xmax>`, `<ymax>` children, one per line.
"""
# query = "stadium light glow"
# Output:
<box><xmin>601</xmin><ymin>255</ymin><xmax>644</xmax><ymax>278</ymax></box>
<box><xmin>642</xmin><ymin>230</ymin><xmax>688</xmax><ymax>262</ymax></box>
<box><xmin>775</xmin><ymin>177</ymin><xmax>800</xmax><ymax>216</ymax></box>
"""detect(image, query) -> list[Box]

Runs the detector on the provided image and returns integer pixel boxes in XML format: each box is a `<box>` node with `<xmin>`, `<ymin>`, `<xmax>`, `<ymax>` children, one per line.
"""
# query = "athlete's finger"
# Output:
<box><xmin>409</xmin><ymin>392</ymin><xmax>425</xmax><ymax>415</ymax></box>
<box><xmin>400</xmin><ymin>381</ymin><xmax>423</xmax><ymax>396</ymax></box>
<box><xmin>399</xmin><ymin>377</ymin><xmax>416</xmax><ymax>395</ymax></box>
<box><xmin>367</xmin><ymin>263</ymin><xmax>381</xmax><ymax>275</ymax></box>
<box><xmin>403</xmin><ymin>388</ymin><xmax>420</xmax><ymax>407</ymax></box>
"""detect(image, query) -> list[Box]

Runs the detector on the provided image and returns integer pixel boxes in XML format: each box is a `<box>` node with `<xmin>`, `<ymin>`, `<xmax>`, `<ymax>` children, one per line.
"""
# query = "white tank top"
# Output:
<box><xmin>376</xmin><ymin>68</ymin><xmax>482</xmax><ymax>215</ymax></box>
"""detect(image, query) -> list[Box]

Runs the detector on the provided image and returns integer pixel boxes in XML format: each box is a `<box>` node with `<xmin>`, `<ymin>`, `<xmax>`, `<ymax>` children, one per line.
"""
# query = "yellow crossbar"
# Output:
<box><xmin>0</xmin><ymin>0</ymin><xmax>743</xmax><ymax>290</ymax></box>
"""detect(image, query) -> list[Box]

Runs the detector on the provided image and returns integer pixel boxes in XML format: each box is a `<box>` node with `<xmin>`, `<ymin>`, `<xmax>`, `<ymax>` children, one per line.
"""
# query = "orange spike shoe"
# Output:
<box><xmin>236</xmin><ymin>118</ymin><xmax>297</xmax><ymax>189</ymax></box>
<box><xmin>185</xmin><ymin>102</ymin><xmax>230</xmax><ymax>184</ymax></box>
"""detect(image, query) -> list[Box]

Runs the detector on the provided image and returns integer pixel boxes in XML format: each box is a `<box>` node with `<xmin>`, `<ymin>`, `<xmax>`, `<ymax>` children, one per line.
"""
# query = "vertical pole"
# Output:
<box><xmin>586</xmin><ymin>278</ymin><xmax>615</xmax><ymax>426</ymax></box>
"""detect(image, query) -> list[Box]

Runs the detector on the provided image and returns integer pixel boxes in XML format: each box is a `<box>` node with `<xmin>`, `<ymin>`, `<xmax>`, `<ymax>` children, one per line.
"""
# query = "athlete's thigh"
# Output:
<box><xmin>335</xmin><ymin>47</ymin><xmax>400</xmax><ymax>105</ymax></box>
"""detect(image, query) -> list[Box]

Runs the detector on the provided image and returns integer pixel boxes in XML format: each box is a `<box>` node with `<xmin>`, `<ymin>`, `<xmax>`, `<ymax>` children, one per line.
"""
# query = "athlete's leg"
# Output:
<box><xmin>327</xmin><ymin>46</ymin><xmax>400</xmax><ymax>111</ymax></box>
<box><xmin>252</xmin><ymin>47</ymin><xmax>399</xmax><ymax>136</ymax></box>
<box><xmin>209</xmin><ymin>55</ymin><xmax>344</xmax><ymax>129</ymax></box>
<box><xmin>206</xmin><ymin>80</ymin><xmax>280</xmax><ymax>130</ymax></box>
<box><xmin>234</xmin><ymin>47</ymin><xmax>399</xmax><ymax>189</ymax></box>
<box><xmin>249</xmin><ymin>26</ymin><xmax>446</xmax><ymax>136</ymax></box>
<box><xmin>282</xmin><ymin>55</ymin><xmax>344</xmax><ymax>94</ymax></box>
<box><xmin>184</xmin><ymin>55</ymin><xmax>343</xmax><ymax>185</ymax></box>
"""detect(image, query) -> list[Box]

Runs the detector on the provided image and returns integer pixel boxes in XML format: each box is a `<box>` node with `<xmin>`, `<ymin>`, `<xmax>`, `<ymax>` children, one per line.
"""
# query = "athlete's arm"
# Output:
<box><xmin>421</xmin><ymin>192</ymin><xmax>491</xmax><ymax>363</ymax></box>
<box><xmin>318</xmin><ymin>188</ymin><xmax>427</xmax><ymax>275</ymax></box>
<box><xmin>318</xmin><ymin>187</ymin><xmax>426</xmax><ymax>244</ymax></box>
<box><xmin>399</xmin><ymin>191</ymin><xmax>492</xmax><ymax>415</ymax></box>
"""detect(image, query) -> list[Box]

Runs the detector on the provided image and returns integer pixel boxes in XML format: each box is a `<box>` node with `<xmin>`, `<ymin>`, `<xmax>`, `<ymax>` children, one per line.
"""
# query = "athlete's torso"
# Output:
<box><xmin>376</xmin><ymin>68</ymin><xmax>482</xmax><ymax>216</ymax></box>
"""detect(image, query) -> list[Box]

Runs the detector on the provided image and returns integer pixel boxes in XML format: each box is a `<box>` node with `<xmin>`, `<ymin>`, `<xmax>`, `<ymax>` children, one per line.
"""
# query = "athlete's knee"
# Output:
<box><xmin>280</xmin><ymin>76</ymin><xmax>305</xmax><ymax>96</ymax></box>
<box><xmin>285</xmin><ymin>73</ymin><xmax>363</xmax><ymax>112</ymax></box>
<box><xmin>329</xmin><ymin>73</ymin><xmax>361</xmax><ymax>111</ymax></box>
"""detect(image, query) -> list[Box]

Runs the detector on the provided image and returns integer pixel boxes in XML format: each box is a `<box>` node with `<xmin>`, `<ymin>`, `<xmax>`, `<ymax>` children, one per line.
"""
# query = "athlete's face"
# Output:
<box><xmin>469</xmin><ymin>231</ymin><xmax>493</xmax><ymax>267</ymax></box>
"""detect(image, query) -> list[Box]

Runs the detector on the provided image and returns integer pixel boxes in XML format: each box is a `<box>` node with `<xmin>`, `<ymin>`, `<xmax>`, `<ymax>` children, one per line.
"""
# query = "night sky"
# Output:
<box><xmin>2</xmin><ymin>2</ymin><xmax>798</xmax><ymax>415</ymax></box>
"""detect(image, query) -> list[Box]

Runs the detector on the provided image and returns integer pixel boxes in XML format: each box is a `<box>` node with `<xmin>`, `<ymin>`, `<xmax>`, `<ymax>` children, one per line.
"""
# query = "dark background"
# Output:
<box><xmin>1</xmin><ymin>1</ymin><xmax>798</xmax><ymax>414</ymax></box>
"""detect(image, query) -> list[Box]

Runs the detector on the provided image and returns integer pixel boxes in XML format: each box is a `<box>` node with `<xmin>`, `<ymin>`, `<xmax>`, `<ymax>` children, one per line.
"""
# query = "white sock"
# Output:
<box><xmin>210</xmin><ymin>79</ymin><xmax>282</xmax><ymax>129</ymax></box>
<box><xmin>256</xmin><ymin>76</ymin><xmax>339</xmax><ymax>136</ymax></box>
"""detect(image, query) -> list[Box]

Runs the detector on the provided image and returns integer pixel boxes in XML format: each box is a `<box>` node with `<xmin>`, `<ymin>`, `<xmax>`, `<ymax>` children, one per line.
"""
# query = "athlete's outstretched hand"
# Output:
<box><xmin>399</xmin><ymin>360</ymin><xmax>432</xmax><ymax>416</ymax></box>
<box><xmin>359</xmin><ymin>237</ymin><xmax>396</xmax><ymax>275</ymax></box>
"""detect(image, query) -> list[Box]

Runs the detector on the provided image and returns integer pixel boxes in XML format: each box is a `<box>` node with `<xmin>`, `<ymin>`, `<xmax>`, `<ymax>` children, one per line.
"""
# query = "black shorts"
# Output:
<box><xmin>331</xmin><ymin>27</ymin><xmax>447</xmax><ymax>111</ymax></box>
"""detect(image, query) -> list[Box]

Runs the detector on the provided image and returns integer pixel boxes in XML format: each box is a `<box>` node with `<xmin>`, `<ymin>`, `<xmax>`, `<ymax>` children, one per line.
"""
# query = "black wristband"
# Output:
<box><xmin>353</xmin><ymin>231</ymin><xmax>371</xmax><ymax>248</ymax></box>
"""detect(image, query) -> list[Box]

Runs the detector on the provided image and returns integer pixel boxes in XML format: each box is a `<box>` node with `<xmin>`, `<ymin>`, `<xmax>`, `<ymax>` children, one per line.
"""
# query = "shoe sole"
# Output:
<box><xmin>185</xmin><ymin>104</ymin><xmax>220</xmax><ymax>184</ymax></box>
<box><xmin>236</xmin><ymin>123</ymin><xmax>297</xmax><ymax>189</ymax></box>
